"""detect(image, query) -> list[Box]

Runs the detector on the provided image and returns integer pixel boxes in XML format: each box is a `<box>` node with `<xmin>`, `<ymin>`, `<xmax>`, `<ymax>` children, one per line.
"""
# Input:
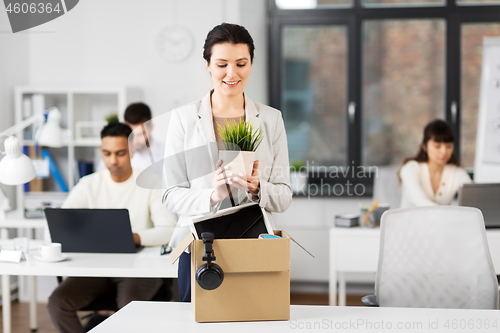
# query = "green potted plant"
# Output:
<box><xmin>289</xmin><ymin>160</ymin><xmax>307</xmax><ymax>194</ymax></box>
<box><xmin>217</xmin><ymin>118</ymin><xmax>264</xmax><ymax>177</ymax></box>
<box><xmin>105</xmin><ymin>113</ymin><xmax>119</xmax><ymax>123</ymax></box>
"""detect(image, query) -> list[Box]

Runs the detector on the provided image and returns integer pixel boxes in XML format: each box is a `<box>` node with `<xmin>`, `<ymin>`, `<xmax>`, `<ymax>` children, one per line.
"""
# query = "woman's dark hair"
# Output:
<box><xmin>403</xmin><ymin>119</ymin><xmax>460</xmax><ymax>166</ymax></box>
<box><xmin>203</xmin><ymin>23</ymin><xmax>255</xmax><ymax>64</ymax></box>
<box><xmin>100</xmin><ymin>122</ymin><xmax>132</xmax><ymax>140</ymax></box>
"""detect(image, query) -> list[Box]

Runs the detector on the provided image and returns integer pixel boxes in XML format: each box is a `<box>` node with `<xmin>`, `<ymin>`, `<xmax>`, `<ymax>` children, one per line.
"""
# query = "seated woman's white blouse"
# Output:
<box><xmin>400</xmin><ymin>160</ymin><xmax>472</xmax><ymax>208</ymax></box>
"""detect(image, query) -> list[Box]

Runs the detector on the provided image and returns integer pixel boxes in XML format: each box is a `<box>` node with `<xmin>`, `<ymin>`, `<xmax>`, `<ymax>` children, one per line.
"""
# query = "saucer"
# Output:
<box><xmin>33</xmin><ymin>253</ymin><xmax>68</xmax><ymax>262</ymax></box>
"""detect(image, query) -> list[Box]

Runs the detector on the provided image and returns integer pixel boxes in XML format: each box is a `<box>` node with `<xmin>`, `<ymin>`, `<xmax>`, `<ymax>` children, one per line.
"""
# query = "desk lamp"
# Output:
<box><xmin>0</xmin><ymin>107</ymin><xmax>63</xmax><ymax>219</ymax></box>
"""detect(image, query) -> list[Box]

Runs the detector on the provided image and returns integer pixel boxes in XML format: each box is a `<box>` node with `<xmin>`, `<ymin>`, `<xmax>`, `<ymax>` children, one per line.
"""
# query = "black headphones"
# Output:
<box><xmin>196</xmin><ymin>232</ymin><xmax>224</xmax><ymax>290</ymax></box>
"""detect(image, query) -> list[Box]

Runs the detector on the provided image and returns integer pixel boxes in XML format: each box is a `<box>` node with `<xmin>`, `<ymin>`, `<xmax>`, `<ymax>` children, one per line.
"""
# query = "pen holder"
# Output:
<box><xmin>360</xmin><ymin>208</ymin><xmax>375</xmax><ymax>228</ymax></box>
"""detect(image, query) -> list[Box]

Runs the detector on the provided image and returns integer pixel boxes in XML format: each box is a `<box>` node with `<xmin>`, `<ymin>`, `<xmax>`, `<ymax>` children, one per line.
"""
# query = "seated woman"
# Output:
<box><xmin>399</xmin><ymin>119</ymin><xmax>471</xmax><ymax>208</ymax></box>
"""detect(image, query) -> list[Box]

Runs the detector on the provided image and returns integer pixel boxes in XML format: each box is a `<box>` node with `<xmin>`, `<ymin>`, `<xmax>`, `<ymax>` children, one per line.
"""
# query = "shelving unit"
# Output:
<box><xmin>13</xmin><ymin>86</ymin><xmax>140</xmax><ymax>215</ymax></box>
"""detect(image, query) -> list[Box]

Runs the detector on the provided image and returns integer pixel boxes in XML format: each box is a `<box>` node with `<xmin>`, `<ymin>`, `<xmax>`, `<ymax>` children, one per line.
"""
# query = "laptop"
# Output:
<box><xmin>190</xmin><ymin>203</ymin><xmax>273</xmax><ymax>240</ymax></box>
<box><xmin>459</xmin><ymin>183</ymin><xmax>500</xmax><ymax>228</ymax></box>
<box><xmin>44</xmin><ymin>208</ymin><xmax>139</xmax><ymax>253</ymax></box>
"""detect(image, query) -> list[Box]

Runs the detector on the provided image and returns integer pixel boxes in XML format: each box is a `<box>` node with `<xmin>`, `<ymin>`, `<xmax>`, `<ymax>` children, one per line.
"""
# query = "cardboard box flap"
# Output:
<box><xmin>193</xmin><ymin>238</ymin><xmax>289</xmax><ymax>273</ymax></box>
<box><xmin>171</xmin><ymin>233</ymin><xmax>196</xmax><ymax>264</ymax></box>
<box><xmin>278</xmin><ymin>230</ymin><xmax>315</xmax><ymax>258</ymax></box>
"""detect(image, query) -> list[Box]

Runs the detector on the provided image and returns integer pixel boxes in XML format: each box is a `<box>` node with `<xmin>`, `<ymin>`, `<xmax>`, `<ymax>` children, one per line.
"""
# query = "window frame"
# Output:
<box><xmin>268</xmin><ymin>0</ymin><xmax>500</xmax><ymax>172</ymax></box>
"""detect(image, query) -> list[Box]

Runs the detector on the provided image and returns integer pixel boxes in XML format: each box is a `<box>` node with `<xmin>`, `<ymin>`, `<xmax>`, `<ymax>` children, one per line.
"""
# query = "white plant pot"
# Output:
<box><xmin>290</xmin><ymin>171</ymin><xmax>307</xmax><ymax>194</ymax></box>
<box><xmin>219</xmin><ymin>150</ymin><xmax>256</xmax><ymax>177</ymax></box>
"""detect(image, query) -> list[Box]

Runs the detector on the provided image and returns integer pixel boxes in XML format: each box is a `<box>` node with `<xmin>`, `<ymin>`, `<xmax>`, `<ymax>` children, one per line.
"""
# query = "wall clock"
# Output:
<box><xmin>156</xmin><ymin>25</ymin><xmax>194</xmax><ymax>63</ymax></box>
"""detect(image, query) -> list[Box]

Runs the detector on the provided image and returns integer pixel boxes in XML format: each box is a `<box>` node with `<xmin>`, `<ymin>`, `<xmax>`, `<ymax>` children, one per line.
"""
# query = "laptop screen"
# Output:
<box><xmin>459</xmin><ymin>183</ymin><xmax>500</xmax><ymax>228</ymax></box>
<box><xmin>44</xmin><ymin>208</ymin><xmax>138</xmax><ymax>253</ymax></box>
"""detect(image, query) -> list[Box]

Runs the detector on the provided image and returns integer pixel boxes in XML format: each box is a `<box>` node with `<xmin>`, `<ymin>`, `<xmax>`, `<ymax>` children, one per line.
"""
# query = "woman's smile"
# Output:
<box><xmin>207</xmin><ymin>42</ymin><xmax>252</xmax><ymax>97</ymax></box>
<box><xmin>223</xmin><ymin>80</ymin><xmax>240</xmax><ymax>86</ymax></box>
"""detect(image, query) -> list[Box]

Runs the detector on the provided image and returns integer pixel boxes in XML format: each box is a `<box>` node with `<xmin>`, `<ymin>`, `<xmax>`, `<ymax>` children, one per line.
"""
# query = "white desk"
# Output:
<box><xmin>0</xmin><ymin>211</ymin><xmax>46</xmax><ymax>333</ymax></box>
<box><xmin>90</xmin><ymin>301</ymin><xmax>500</xmax><ymax>333</ymax></box>
<box><xmin>329</xmin><ymin>227</ymin><xmax>500</xmax><ymax>306</ymax></box>
<box><xmin>0</xmin><ymin>244</ymin><xmax>178</xmax><ymax>333</ymax></box>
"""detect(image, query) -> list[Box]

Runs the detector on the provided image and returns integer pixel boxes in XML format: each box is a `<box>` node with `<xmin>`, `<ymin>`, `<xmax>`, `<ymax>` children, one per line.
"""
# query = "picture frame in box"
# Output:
<box><xmin>189</xmin><ymin>202</ymin><xmax>274</xmax><ymax>240</ymax></box>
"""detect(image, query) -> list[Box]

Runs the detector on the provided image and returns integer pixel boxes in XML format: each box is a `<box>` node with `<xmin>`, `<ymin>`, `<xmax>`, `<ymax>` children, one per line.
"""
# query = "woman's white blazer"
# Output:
<box><xmin>162</xmin><ymin>91</ymin><xmax>292</xmax><ymax>248</ymax></box>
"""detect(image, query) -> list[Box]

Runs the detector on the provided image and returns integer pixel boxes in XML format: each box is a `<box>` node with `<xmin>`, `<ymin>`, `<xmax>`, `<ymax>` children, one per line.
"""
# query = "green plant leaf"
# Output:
<box><xmin>217</xmin><ymin>117</ymin><xmax>264</xmax><ymax>152</ymax></box>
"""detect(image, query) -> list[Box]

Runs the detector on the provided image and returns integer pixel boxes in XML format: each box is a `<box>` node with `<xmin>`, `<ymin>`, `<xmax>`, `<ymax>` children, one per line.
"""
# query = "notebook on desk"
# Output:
<box><xmin>459</xmin><ymin>183</ymin><xmax>500</xmax><ymax>228</ymax></box>
<box><xmin>44</xmin><ymin>208</ymin><xmax>140</xmax><ymax>253</ymax></box>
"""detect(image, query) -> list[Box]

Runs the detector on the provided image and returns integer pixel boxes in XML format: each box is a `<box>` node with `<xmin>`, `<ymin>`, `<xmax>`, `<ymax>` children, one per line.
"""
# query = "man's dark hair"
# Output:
<box><xmin>124</xmin><ymin>102</ymin><xmax>152</xmax><ymax>125</ymax></box>
<box><xmin>100</xmin><ymin>122</ymin><xmax>132</xmax><ymax>139</ymax></box>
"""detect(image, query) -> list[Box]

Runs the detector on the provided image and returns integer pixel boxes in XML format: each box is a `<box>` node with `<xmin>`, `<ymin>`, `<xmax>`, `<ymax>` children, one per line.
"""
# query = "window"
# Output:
<box><xmin>282</xmin><ymin>25</ymin><xmax>348</xmax><ymax>166</ymax></box>
<box><xmin>269</xmin><ymin>0</ymin><xmax>500</xmax><ymax>194</ymax></box>
<box><xmin>363</xmin><ymin>19</ymin><xmax>445</xmax><ymax>165</ymax></box>
<box><xmin>457</xmin><ymin>0</ymin><xmax>500</xmax><ymax>5</ymax></box>
<box><xmin>276</xmin><ymin>0</ymin><xmax>353</xmax><ymax>9</ymax></box>
<box><xmin>363</xmin><ymin>0</ymin><xmax>445</xmax><ymax>6</ymax></box>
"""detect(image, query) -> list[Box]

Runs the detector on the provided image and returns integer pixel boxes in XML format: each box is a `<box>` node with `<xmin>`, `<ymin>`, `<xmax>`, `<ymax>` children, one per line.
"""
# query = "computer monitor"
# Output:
<box><xmin>459</xmin><ymin>183</ymin><xmax>500</xmax><ymax>228</ymax></box>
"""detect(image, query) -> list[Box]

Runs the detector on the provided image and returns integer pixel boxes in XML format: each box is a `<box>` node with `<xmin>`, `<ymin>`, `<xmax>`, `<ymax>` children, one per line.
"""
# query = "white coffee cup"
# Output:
<box><xmin>38</xmin><ymin>243</ymin><xmax>62</xmax><ymax>259</ymax></box>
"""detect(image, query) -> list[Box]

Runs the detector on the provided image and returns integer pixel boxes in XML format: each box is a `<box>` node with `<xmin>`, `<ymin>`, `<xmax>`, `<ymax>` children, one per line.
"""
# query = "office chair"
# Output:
<box><xmin>372</xmin><ymin>164</ymin><xmax>402</xmax><ymax>209</ymax></box>
<box><xmin>362</xmin><ymin>206</ymin><xmax>499</xmax><ymax>309</ymax></box>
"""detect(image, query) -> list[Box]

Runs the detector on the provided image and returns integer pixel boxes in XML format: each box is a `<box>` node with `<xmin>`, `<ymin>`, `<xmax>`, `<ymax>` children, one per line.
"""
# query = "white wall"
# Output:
<box><xmin>0</xmin><ymin>3</ymin><xmax>30</xmax><ymax>302</ymax></box>
<box><xmin>1</xmin><ymin>0</ymin><xmax>270</xmax><ymax>302</ymax></box>
<box><xmin>0</xmin><ymin>7</ymin><xmax>30</xmax><ymax>207</ymax></box>
<box><xmin>240</xmin><ymin>0</ymin><xmax>268</xmax><ymax>104</ymax></box>
<box><xmin>1</xmin><ymin>0</ymin><xmax>268</xmax><ymax>203</ymax></box>
<box><xmin>26</xmin><ymin>0</ymin><xmax>268</xmax><ymax>116</ymax></box>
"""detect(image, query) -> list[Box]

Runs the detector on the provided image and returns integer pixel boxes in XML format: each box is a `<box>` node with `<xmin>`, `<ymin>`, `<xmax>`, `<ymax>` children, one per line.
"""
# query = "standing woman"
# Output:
<box><xmin>399</xmin><ymin>119</ymin><xmax>471</xmax><ymax>208</ymax></box>
<box><xmin>162</xmin><ymin>23</ymin><xmax>292</xmax><ymax>302</ymax></box>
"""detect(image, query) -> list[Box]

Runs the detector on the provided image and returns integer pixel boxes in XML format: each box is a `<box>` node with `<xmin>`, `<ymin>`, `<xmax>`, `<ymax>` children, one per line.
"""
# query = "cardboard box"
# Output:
<box><xmin>172</xmin><ymin>230</ymin><xmax>291</xmax><ymax>323</ymax></box>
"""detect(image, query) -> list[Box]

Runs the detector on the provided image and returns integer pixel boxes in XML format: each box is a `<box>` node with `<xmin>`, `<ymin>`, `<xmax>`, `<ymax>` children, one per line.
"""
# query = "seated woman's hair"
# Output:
<box><xmin>403</xmin><ymin>119</ymin><xmax>460</xmax><ymax>166</ymax></box>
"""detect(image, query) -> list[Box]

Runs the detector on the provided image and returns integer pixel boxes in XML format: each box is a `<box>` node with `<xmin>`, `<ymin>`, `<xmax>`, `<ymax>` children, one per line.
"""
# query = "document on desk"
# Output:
<box><xmin>136</xmin><ymin>246</ymin><xmax>163</xmax><ymax>259</ymax></box>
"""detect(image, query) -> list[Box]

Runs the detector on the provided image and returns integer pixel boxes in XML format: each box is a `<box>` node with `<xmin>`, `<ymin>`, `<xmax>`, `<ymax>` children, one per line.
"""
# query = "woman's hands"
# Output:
<box><xmin>210</xmin><ymin>160</ymin><xmax>261</xmax><ymax>204</ymax></box>
<box><xmin>229</xmin><ymin>160</ymin><xmax>261</xmax><ymax>196</ymax></box>
<box><xmin>210</xmin><ymin>159</ymin><xmax>232</xmax><ymax>204</ymax></box>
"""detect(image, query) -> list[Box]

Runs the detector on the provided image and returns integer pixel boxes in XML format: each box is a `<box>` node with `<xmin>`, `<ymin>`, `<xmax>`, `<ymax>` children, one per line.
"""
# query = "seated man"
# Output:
<box><xmin>47</xmin><ymin>122</ymin><xmax>177</xmax><ymax>333</ymax></box>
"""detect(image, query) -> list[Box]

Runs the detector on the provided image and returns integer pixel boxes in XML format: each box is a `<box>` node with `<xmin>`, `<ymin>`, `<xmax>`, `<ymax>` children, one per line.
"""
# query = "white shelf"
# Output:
<box><xmin>3</xmin><ymin>209</ymin><xmax>46</xmax><ymax>228</ymax></box>
<box><xmin>22</xmin><ymin>140</ymin><xmax>101</xmax><ymax>147</ymax></box>
<box><xmin>15</xmin><ymin>86</ymin><xmax>127</xmax><ymax>95</ymax></box>
<box><xmin>15</xmin><ymin>85</ymin><xmax>135</xmax><ymax>207</ymax></box>
<box><xmin>73</xmin><ymin>140</ymin><xmax>101</xmax><ymax>147</ymax></box>
<box><xmin>22</xmin><ymin>141</ymin><xmax>69</xmax><ymax>147</ymax></box>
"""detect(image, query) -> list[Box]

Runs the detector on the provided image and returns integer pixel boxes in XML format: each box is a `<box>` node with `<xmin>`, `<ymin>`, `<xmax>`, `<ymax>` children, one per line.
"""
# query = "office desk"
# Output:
<box><xmin>0</xmin><ymin>211</ymin><xmax>46</xmax><ymax>333</ymax></box>
<box><xmin>0</xmin><ymin>244</ymin><xmax>178</xmax><ymax>333</ymax></box>
<box><xmin>329</xmin><ymin>227</ymin><xmax>500</xmax><ymax>306</ymax></box>
<box><xmin>90</xmin><ymin>301</ymin><xmax>500</xmax><ymax>333</ymax></box>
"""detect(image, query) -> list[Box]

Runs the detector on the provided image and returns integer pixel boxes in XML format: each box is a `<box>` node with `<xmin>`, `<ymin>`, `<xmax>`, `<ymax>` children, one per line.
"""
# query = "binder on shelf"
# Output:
<box><xmin>78</xmin><ymin>161</ymin><xmax>94</xmax><ymax>179</ymax></box>
<box><xmin>27</xmin><ymin>146</ymin><xmax>44</xmax><ymax>192</ymax></box>
<box><xmin>41</xmin><ymin>149</ymin><xmax>68</xmax><ymax>192</ymax></box>
<box><xmin>23</xmin><ymin>146</ymin><xmax>29</xmax><ymax>192</ymax></box>
<box><xmin>22</xmin><ymin>97</ymin><xmax>32</xmax><ymax>141</ymax></box>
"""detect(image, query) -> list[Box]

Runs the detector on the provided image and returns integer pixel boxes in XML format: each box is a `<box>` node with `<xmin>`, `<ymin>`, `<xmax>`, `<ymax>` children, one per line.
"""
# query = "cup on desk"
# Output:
<box><xmin>38</xmin><ymin>243</ymin><xmax>62</xmax><ymax>260</ymax></box>
<box><xmin>370</xmin><ymin>204</ymin><xmax>390</xmax><ymax>226</ymax></box>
